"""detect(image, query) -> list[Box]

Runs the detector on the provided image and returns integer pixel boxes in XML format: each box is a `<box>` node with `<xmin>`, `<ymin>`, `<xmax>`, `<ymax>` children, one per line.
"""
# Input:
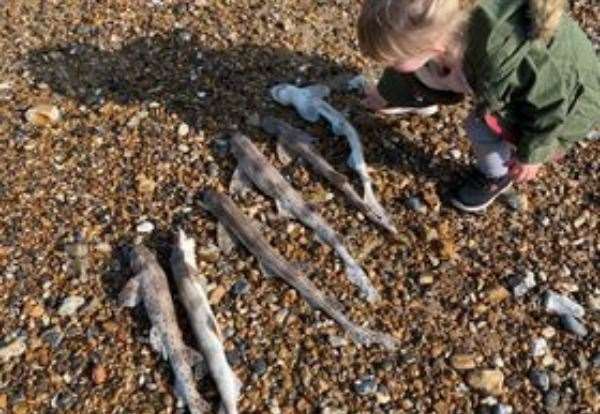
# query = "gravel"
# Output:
<box><xmin>0</xmin><ymin>0</ymin><xmax>597</xmax><ymax>412</ymax></box>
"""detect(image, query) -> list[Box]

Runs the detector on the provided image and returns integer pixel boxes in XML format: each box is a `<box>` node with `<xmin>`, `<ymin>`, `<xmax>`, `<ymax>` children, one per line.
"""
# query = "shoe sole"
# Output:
<box><xmin>450</xmin><ymin>181</ymin><xmax>513</xmax><ymax>213</ymax></box>
<box><xmin>379</xmin><ymin>105</ymin><xmax>439</xmax><ymax>117</ymax></box>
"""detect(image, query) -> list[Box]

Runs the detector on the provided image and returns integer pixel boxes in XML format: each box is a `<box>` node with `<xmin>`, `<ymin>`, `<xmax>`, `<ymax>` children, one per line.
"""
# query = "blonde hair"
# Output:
<box><xmin>357</xmin><ymin>0</ymin><xmax>469</xmax><ymax>63</ymax></box>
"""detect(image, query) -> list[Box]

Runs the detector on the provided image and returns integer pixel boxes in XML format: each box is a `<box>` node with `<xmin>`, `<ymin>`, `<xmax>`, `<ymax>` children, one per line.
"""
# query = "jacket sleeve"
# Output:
<box><xmin>509</xmin><ymin>47</ymin><xmax>569</xmax><ymax>164</ymax></box>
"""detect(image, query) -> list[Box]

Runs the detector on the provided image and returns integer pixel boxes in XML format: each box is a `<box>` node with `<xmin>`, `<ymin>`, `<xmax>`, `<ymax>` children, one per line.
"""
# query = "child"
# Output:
<box><xmin>357</xmin><ymin>0</ymin><xmax>599</xmax><ymax>212</ymax></box>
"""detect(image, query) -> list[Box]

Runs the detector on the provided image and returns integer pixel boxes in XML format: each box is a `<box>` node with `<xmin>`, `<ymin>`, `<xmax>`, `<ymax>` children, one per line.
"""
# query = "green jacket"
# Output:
<box><xmin>378</xmin><ymin>0</ymin><xmax>600</xmax><ymax>164</ymax></box>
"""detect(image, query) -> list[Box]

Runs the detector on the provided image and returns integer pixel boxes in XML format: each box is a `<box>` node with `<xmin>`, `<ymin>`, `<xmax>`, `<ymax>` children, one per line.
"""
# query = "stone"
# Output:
<box><xmin>544</xmin><ymin>389</ymin><xmax>561</xmax><ymax>409</ymax></box>
<box><xmin>0</xmin><ymin>393</ymin><xmax>6</xmax><ymax>410</ymax></box>
<box><xmin>508</xmin><ymin>271</ymin><xmax>536</xmax><ymax>297</ymax></box>
<box><xmin>91</xmin><ymin>364</ymin><xmax>108</xmax><ymax>384</ymax></box>
<box><xmin>353</xmin><ymin>375</ymin><xmax>378</xmax><ymax>396</ymax></box>
<box><xmin>177</xmin><ymin>123</ymin><xmax>190</xmax><ymax>137</ymax></box>
<box><xmin>209</xmin><ymin>286</ymin><xmax>227</xmax><ymax>305</ymax></box>
<box><xmin>231</xmin><ymin>278</ymin><xmax>250</xmax><ymax>296</ymax></box>
<box><xmin>543</xmin><ymin>291</ymin><xmax>585</xmax><ymax>318</ymax></box>
<box><xmin>502</xmin><ymin>191</ymin><xmax>528</xmax><ymax>211</ymax></box>
<box><xmin>587</xmin><ymin>294</ymin><xmax>600</xmax><ymax>312</ymax></box>
<box><xmin>592</xmin><ymin>353</ymin><xmax>600</xmax><ymax>368</ymax></box>
<box><xmin>559</xmin><ymin>315</ymin><xmax>587</xmax><ymax>337</ymax></box>
<box><xmin>375</xmin><ymin>386</ymin><xmax>391</xmax><ymax>404</ymax></box>
<box><xmin>531</xmin><ymin>338</ymin><xmax>548</xmax><ymax>357</ymax></box>
<box><xmin>541</xmin><ymin>326</ymin><xmax>556</xmax><ymax>338</ymax></box>
<box><xmin>0</xmin><ymin>336</ymin><xmax>26</xmax><ymax>362</ymax></box>
<box><xmin>529</xmin><ymin>369</ymin><xmax>550</xmax><ymax>392</ymax></box>
<box><xmin>197</xmin><ymin>244</ymin><xmax>220</xmax><ymax>263</ymax></box>
<box><xmin>419</xmin><ymin>274</ymin><xmax>434</xmax><ymax>286</ymax></box>
<box><xmin>136</xmin><ymin>221</ymin><xmax>154</xmax><ymax>234</ymax></box>
<box><xmin>467</xmin><ymin>369</ymin><xmax>504</xmax><ymax>395</ymax></box>
<box><xmin>487</xmin><ymin>286</ymin><xmax>510</xmax><ymax>304</ymax></box>
<box><xmin>450</xmin><ymin>353</ymin><xmax>477</xmax><ymax>370</ymax></box>
<box><xmin>57</xmin><ymin>296</ymin><xmax>85</xmax><ymax>316</ymax></box>
<box><xmin>25</xmin><ymin>104</ymin><xmax>61</xmax><ymax>126</ymax></box>
<box><xmin>178</xmin><ymin>143</ymin><xmax>190</xmax><ymax>153</ymax></box>
<box><xmin>251</xmin><ymin>358</ymin><xmax>267</xmax><ymax>376</ymax></box>
<box><xmin>407</xmin><ymin>197</ymin><xmax>427</xmax><ymax>214</ymax></box>
<box><xmin>491</xmin><ymin>404</ymin><xmax>513</xmax><ymax>414</ymax></box>
<box><xmin>41</xmin><ymin>327</ymin><xmax>64</xmax><ymax>348</ymax></box>
<box><xmin>328</xmin><ymin>335</ymin><xmax>348</xmax><ymax>348</ymax></box>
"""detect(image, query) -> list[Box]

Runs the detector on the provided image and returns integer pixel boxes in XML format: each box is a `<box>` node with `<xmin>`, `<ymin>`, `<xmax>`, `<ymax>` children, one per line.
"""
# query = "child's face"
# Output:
<box><xmin>391</xmin><ymin>49</ymin><xmax>442</xmax><ymax>73</ymax></box>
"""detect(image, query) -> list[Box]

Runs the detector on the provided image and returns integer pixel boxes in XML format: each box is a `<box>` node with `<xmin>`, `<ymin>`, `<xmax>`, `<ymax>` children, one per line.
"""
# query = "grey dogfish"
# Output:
<box><xmin>228</xmin><ymin>132</ymin><xmax>380</xmax><ymax>303</ymax></box>
<box><xmin>261</xmin><ymin>115</ymin><xmax>398</xmax><ymax>235</ymax></box>
<box><xmin>119</xmin><ymin>245</ymin><xmax>210</xmax><ymax>413</ymax></box>
<box><xmin>170</xmin><ymin>229</ymin><xmax>242</xmax><ymax>414</ymax></box>
<box><xmin>270</xmin><ymin>83</ymin><xmax>393</xmax><ymax>226</ymax></box>
<box><xmin>200</xmin><ymin>190</ymin><xmax>398</xmax><ymax>350</ymax></box>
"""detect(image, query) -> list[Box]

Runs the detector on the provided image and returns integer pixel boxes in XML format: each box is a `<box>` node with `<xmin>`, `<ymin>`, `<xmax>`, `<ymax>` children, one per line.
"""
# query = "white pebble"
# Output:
<box><xmin>531</xmin><ymin>338</ymin><xmax>548</xmax><ymax>357</ymax></box>
<box><xmin>58</xmin><ymin>295</ymin><xmax>86</xmax><ymax>316</ymax></box>
<box><xmin>136</xmin><ymin>221</ymin><xmax>155</xmax><ymax>234</ymax></box>
<box><xmin>177</xmin><ymin>123</ymin><xmax>190</xmax><ymax>137</ymax></box>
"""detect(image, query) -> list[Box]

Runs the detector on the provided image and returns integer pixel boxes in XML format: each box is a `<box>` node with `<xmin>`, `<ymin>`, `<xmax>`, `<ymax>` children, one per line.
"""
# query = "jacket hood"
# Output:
<box><xmin>460</xmin><ymin>0</ymin><xmax>566</xmax><ymax>42</ymax></box>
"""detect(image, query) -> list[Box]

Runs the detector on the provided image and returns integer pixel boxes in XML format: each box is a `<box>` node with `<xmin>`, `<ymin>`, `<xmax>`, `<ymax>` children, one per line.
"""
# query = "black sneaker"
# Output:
<box><xmin>450</xmin><ymin>170</ymin><xmax>513</xmax><ymax>213</ymax></box>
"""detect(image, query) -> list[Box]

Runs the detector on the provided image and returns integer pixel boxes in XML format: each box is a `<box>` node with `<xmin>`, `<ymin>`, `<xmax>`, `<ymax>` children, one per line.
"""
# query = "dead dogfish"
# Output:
<box><xmin>261</xmin><ymin>115</ymin><xmax>398</xmax><ymax>235</ymax></box>
<box><xmin>200</xmin><ymin>190</ymin><xmax>398</xmax><ymax>350</ymax></box>
<box><xmin>229</xmin><ymin>132</ymin><xmax>380</xmax><ymax>303</ymax></box>
<box><xmin>270</xmin><ymin>83</ymin><xmax>392</xmax><ymax>225</ymax></box>
<box><xmin>170</xmin><ymin>230</ymin><xmax>242</xmax><ymax>414</ymax></box>
<box><xmin>119</xmin><ymin>245</ymin><xmax>210</xmax><ymax>413</ymax></box>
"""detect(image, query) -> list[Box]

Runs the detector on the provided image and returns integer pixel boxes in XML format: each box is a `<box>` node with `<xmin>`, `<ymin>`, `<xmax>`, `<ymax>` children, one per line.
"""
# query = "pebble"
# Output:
<box><xmin>529</xmin><ymin>369</ymin><xmax>550</xmax><ymax>392</ymax></box>
<box><xmin>251</xmin><ymin>358</ymin><xmax>267</xmax><ymax>376</ymax></box>
<box><xmin>230</xmin><ymin>278</ymin><xmax>250</xmax><ymax>296</ymax></box>
<box><xmin>450</xmin><ymin>353</ymin><xmax>477</xmax><ymax>370</ymax></box>
<box><xmin>508</xmin><ymin>271</ymin><xmax>536</xmax><ymax>297</ymax></box>
<box><xmin>136</xmin><ymin>221</ymin><xmax>155</xmax><ymax>234</ymax></box>
<box><xmin>502</xmin><ymin>191</ymin><xmax>528</xmax><ymax>211</ymax></box>
<box><xmin>353</xmin><ymin>375</ymin><xmax>378</xmax><ymax>396</ymax></box>
<box><xmin>0</xmin><ymin>336</ymin><xmax>26</xmax><ymax>361</ymax></box>
<box><xmin>543</xmin><ymin>290</ymin><xmax>585</xmax><ymax>318</ymax></box>
<box><xmin>591</xmin><ymin>353</ymin><xmax>600</xmax><ymax>367</ymax></box>
<box><xmin>246</xmin><ymin>112</ymin><xmax>261</xmax><ymax>127</ymax></box>
<box><xmin>375</xmin><ymin>386</ymin><xmax>391</xmax><ymax>404</ymax></box>
<box><xmin>214</xmin><ymin>138</ymin><xmax>230</xmax><ymax>157</ymax></box>
<box><xmin>321</xmin><ymin>408</ymin><xmax>347</xmax><ymax>414</ymax></box>
<box><xmin>487</xmin><ymin>286</ymin><xmax>510</xmax><ymax>304</ymax></box>
<box><xmin>178</xmin><ymin>143</ymin><xmax>190</xmax><ymax>153</ymax></box>
<box><xmin>198</xmin><ymin>244</ymin><xmax>220</xmax><ymax>262</ymax></box>
<box><xmin>419</xmin><ymin>274</ymin><xmax>434</xmax><ymax>286</ymax></box>
<box><xmin>559</xmin><ymin>315</ymin><xmax>587</xmax><ymax>337</ymax></box>
<box><xmin>177</xmin><ymin>122</ymin><xmax>189</xmax><ymax>137</ymax></box>
<box><xmin>531</xmin><ymin>338</ymin><xmax>548</xmax><ymax>357</ymax></box>
<box><xmin>25</xmin><ymin>104</ymin><xmax>61</xmax><ymax>126</ymax></box>
<box><xmin>91</xmin><ymin>364</ymin><xmax>108</xmax><ymax>384</ymax></box>
<box><xmin>587</xmin><ymin>294</ymin><xmax>600</xmax><ymax>312</ymax></box>
<box><xmin>491</xmin><ymin>404</ymin><xmax>513</xmax><ymax>414</ymax></box>
<box><xmin>347</xmin><ymin>75</ymin><xmax>368</xmax><ymax>92</ymax></box>
<box><xmin>328</xmin><ymin>335</ymin><xmax>348</xmax><ymax>348</ymax></box>
<box><xmin>467</xmin><ymin>369</ymin><xmax>504</xmax><ymax>395</ymax></box>
<box><xmin>41</xmin><ymin>327</ymin><xmax>64</xmax><ymax>348</ymax></box>
<box><xmin>406</xmin><ymin>197</ymin><xmax>427</xmax><ymax>214</ymax></box>
<box><xmin>541</xmin><ymin>326</ymin><xmax>556</xmax><ymax>338</ymax></box>
<box><xmin>57</xmin><ymin>296</ymin><xmax>85</xmax><ymax>316</ymax></box>
<box><xmin>209</xmin><ymin>285</ymin><xmax>227</xmax><ymax>304</ymax></box>
<box><xmin>544</xmin><ymin>389</ymin><xmax>561</xmax><ymax>409</ymax></box>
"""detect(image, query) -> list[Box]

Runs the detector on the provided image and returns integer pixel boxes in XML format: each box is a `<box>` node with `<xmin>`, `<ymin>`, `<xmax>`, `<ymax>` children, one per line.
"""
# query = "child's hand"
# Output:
<box><xmin>362</xmin><ymin>86</ymin><xmax>388</xmax><ymax>111</ymax></box>
<box><xmin>508</xmin><ymin>159</ymin><xmax>542</xmax><ymax>182</ymax></box>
